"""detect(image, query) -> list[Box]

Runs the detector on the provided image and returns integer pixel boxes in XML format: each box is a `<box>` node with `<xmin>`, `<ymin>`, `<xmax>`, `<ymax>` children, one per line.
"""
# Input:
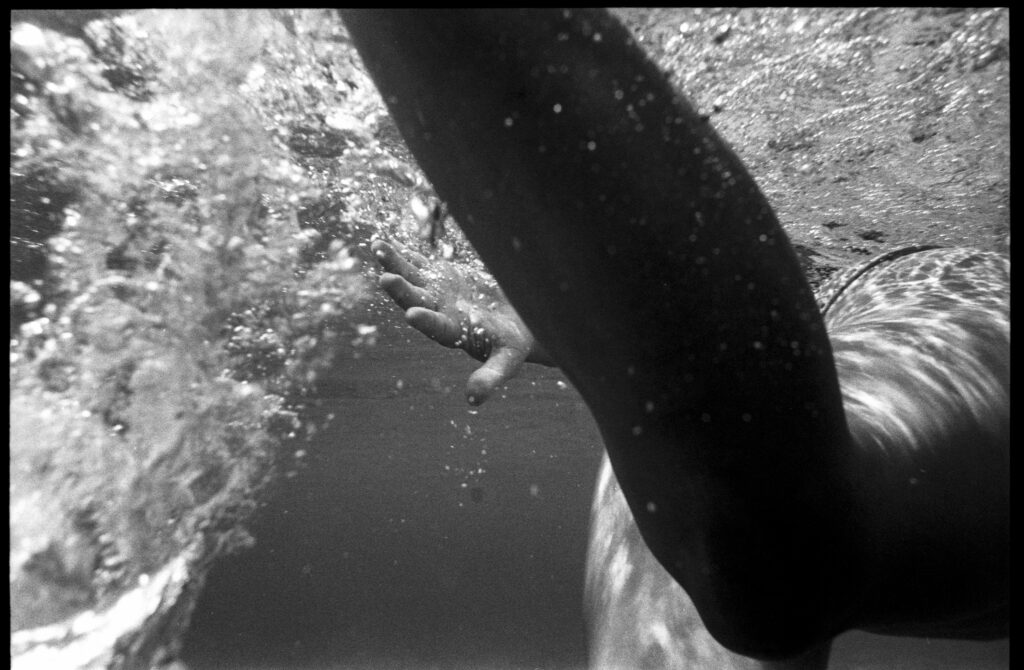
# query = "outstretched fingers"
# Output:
<box><xmin>466</xmin><ymin>346</ymin><xmax>529</xmax><ymax>405</ymax></box>
<box><xmin>397</xmin><ymin>244</ymin><xmax>431</xmax><ymax>269</ymax></box>
<box><xmin>405</xmin><ymin>306</ymin><xmax>463</xmax><ymax>348</ymax></box>
<box><xmin>372</xmin><ymin>239</ymin><xmax>429</xmax><ymax>286</ymax></box>
<box><xmin>372</xmin><ymin>237</ymin><xmax>534</xmax><ymax>406</ymax></box>
<box><xmin>380</xmin><ymin>273</ymin><xmax>437</xmax><ymax>310</ymax></box>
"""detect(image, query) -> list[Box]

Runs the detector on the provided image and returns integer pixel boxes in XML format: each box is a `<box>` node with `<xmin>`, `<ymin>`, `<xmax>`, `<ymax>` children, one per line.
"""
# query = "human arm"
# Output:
<box><xmin>344</xmin><ymin>9</ymin><xmax>856</xmax><ymax>659</ymax></box>
<box><xmin>343</xmin><ymin>9</ymin><xmax>1008</xmax><ymax>659</ymax></box>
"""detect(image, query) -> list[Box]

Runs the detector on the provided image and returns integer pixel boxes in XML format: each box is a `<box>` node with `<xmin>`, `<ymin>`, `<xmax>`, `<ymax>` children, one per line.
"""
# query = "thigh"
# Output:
<box><xmin>824</xmin><ymin>248</ymin><xmax>1009</xmax><ymax>637</ymax></box>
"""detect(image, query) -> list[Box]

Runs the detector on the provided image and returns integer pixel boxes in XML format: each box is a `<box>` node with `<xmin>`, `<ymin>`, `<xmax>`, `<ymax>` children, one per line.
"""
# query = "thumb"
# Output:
<box><xmin>465</xmin><ymin>346</ymin><xmax>529</xmax><ymax>405</ymax></box>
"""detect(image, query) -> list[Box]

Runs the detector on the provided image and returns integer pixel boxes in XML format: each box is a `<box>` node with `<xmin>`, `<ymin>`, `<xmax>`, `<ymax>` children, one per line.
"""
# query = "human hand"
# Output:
<box><xmin>372</xmin><ymin>239</ymin><xmax>553</xmax><ymax>405</ymax></box>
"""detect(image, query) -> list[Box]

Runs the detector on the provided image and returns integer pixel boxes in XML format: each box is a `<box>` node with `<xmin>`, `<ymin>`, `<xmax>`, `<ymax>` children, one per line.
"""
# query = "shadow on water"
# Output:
<box><xmin>183</xmin><ymin>303</ymin><xmax>1008</xmax><ymax>669</ymax></box>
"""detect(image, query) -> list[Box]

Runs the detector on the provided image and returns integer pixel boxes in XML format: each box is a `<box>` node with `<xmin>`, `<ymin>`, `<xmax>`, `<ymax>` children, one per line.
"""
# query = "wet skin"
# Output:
<box><xmin>345</xmin><ymin>9</ymin><xmax>1009</xmax><ymax>663</ymax></box>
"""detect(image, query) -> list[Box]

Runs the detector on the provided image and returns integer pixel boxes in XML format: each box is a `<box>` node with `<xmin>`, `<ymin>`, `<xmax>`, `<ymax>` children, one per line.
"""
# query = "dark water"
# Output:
<box><xmin>182</xmin><ymin>307</ymin><xmax>1008</xmax><ymax>670</ymax></box>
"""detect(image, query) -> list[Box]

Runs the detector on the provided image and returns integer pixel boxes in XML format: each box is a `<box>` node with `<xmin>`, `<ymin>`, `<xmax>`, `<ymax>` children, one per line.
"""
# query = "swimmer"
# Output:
<box><xmin>347</xmin><ymin>9</ymin><xmax>1009</xmax><ymax>666</ymax></box>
